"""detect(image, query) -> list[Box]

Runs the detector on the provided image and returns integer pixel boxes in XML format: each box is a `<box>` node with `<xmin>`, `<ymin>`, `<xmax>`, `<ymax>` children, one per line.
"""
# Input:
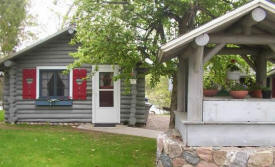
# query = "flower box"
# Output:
<box><xmin>35</xmin><ymin>99</ymin><xmax>73</xmax><ymax>106</ymax></box>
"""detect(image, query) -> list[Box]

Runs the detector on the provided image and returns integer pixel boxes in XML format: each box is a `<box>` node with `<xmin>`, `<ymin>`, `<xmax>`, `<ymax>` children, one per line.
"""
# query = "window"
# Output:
<box><xmin>40</xmin><ymin>70</ymin><xmax>69</xmax><ymax>98</ymax></box>
<box><xmin>99</xmin><ymin>72</ymin><xmax>114</xmax><ymax>107</ymax></box>
<box><xmin>36</xmin><ymin>67</ymin><xmax>73</xmax><ymax>100</ymax></box>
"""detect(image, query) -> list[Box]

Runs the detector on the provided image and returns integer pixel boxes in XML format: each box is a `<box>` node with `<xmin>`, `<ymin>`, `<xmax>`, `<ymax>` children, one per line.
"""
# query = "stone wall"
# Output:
<box><xmin>157</xmin><ymin>131</ymin><xmax>275</xmax><ymax>167</ymax></box>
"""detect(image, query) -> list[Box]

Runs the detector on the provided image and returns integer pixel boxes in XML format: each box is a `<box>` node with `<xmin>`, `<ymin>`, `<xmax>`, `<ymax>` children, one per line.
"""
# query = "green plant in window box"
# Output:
<box><xmin>36</xmin><ymin>96</ymin><xmax>72</xmax><ymax>106</ymax></box>
<box><xmin>229</xmin><ymin>82</ymin><xmax>248</xmax><ymax>99</ymax></box>
<box><xmin>203</xmin><ymin>76</ymin><xmax>219</xmax><ymax>97</ymax></box>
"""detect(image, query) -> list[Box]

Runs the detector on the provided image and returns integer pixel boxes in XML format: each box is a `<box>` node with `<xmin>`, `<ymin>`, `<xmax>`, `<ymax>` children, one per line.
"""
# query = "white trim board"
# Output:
<box><xmin>36</xmin><ymin>66</ymin><xmax>73</xmax><ymax>99</ymax></box>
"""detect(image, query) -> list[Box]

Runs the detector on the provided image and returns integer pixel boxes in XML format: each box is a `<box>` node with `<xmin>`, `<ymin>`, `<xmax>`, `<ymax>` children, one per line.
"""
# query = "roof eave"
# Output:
<box><xmin>0</xmin><ymin>27</ymin><xmax>70</xmax><ymax>65</ymax></box>
<box><xmin>159</xmin><ymin>0</ymin><xmax>275</xmax><ymax>61</ymax></box>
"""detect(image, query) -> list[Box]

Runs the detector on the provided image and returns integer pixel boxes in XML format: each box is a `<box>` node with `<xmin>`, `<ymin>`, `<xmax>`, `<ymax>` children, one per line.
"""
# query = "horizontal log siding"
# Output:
<box><xmin>11</xmin><ymin>33</ymin><xmax>93</xmax><ymax>123</ymax></box>
<box><xmin>4</xmin><ymin>32</ymin><xmax>147</xmax><ymax>124</ymax></box>
<box><xmin>3</xmin><ymin>71</ymin><xmax>10</xmax><ymax>122</ymax></box>
<box><xmin>120</xmin><ymin>69</ymin><xmax>147</xmax><ymax>124</ymax></box>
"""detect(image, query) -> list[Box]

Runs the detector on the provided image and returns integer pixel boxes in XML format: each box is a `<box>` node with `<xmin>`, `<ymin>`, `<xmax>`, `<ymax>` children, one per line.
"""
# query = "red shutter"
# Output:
<box><xmin>22</xmin><ymin>69</ymin><xmax>36</xmax><ymax>99</ymax></box>
<box><xmin>73</xmin><ymin>69</ymin><xmax>87</xmax><ymax>100</ymax></box>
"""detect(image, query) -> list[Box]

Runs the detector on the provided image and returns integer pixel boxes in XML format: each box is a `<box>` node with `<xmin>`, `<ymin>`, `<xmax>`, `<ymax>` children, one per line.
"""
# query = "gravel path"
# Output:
<box><xmin>145</xmin><ymin>114</ymin><xmax>170</xmax><ymax>132</ymax></box>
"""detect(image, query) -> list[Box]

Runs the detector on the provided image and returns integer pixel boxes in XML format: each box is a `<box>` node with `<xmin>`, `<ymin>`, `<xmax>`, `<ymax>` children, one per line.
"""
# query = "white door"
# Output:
<box><xmin>92</xmin><ymin>65</ymin><xmax>120</xmax><ymax>123</ymax></box>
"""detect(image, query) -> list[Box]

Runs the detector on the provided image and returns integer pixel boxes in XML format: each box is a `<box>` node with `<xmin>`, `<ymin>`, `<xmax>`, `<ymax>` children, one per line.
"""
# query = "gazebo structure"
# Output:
<box><xmin>159</xmin><ymin>0</ymin><xmax>275</xmax><ymax>147</ymax></box>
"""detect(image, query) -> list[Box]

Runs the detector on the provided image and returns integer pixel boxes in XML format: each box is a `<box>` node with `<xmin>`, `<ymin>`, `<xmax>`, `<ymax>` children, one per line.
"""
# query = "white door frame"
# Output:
<box><xmin>92</xmin><ymin>65</ymin><xmax>120</xmax><ymax>123</ymax></box>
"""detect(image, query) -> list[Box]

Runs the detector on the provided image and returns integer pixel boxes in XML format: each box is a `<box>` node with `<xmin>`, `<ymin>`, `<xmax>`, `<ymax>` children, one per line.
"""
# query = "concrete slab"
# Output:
<box><xmin>77</xmin><ymin>124</ymin><xmax>163</xmax><ymax>139</ymax></box>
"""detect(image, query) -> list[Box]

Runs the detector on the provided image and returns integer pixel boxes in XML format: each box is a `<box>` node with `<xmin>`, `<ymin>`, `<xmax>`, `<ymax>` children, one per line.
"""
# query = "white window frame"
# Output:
<box><xmin>36</xmin><ymin>66</ymin><xmax>73</xmax><ymax>99</ymax></box>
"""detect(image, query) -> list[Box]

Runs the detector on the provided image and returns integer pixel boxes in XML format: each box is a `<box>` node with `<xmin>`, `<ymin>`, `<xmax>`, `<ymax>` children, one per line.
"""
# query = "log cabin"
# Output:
<box><xmin>0</xmin><ymin>28</ymin><xmax>149</xmax><ymax>126</ymax></box>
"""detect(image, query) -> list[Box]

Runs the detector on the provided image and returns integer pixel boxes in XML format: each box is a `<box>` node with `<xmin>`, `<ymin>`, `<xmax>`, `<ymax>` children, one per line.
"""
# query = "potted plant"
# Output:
<box><xmin>203</xmin><ymin>78</ymin><xmax>219</xmax><ymax>97</ymax></box>
<box><xmin>262</xmin><ymin>87</ymin><xmax>272</xmax><ymax>99</ymax></box>
<box><xmin>249</xmin><ymin>84</ymin><xmax>263</xmax><ymax>98</ymax></box>
<box><xmin>226</xmin><ymin>59</ymin><xmax>241</xmax><ymax>80</ymax></box>
<box><xmin>229</xmin><ymin>82</ymin><xmax>248</xmax><ymax>99</ymax></box>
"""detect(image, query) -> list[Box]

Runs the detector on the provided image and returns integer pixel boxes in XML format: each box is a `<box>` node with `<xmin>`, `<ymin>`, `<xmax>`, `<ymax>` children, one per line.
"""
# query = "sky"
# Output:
<box><xmin>22</xmin><ymin>0</ymin><xmax>74</xmax><ymax>48</ymax></box>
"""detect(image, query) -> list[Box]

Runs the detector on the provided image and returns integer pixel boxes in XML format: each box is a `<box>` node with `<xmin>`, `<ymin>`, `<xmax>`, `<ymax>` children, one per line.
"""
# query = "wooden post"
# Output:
<box><xmin>187</xmin><ymin>46</ymin><xmax>204</xmax><ymax>121</ymax></box>
<box><xmin>177</xmin><ymin>55</ymin><xmax>186</xmax><ymax>113</ymax></box>
<box><xmin>255</xmin><ymin>54</ymin><xmax>267</xmax><ymax>86</ymax></box>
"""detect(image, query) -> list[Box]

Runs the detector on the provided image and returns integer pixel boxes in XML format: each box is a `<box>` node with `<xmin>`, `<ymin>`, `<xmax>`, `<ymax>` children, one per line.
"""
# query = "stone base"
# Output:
<box><xmin>157</xmin><ymin>130</ymin><xmax>275</xmax><ymax>167</ymax></box>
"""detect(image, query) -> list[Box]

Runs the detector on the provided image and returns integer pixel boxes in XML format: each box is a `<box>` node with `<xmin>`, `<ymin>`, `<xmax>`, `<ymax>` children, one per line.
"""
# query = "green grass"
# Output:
<box><xmin>0</xmin><ymin>110</ymin><xmax>4</xmax><ymax>122</ymax></box>
<box><xmin>0</xmin><ymin>123</ymin><xmax>156</xmax><ymax>167</ymax></box>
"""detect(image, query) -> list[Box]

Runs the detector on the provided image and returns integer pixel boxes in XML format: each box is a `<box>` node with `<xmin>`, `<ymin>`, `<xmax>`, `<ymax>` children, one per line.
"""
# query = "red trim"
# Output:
<box><xmin>22</xmin><ymin>69</ymin><xmax>36</xmax><ymax>99</ymax></box>
<box><xmin>73</xmin><ymin>69</ymin><xmax>87</xmax><ymax>100</ymax></box>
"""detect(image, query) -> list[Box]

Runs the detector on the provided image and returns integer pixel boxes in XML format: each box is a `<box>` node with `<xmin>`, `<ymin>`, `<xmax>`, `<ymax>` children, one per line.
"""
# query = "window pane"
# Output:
<box><xmin>40</xmin><ymin>70</ymin><xmax>69</xmax><ymax>98</ymax></box>
<box><xmin>99</xmin><ymin>72</ymin><xmax>113</xmax><ymax>89</ymax></box>
<box><xmin>56</xmin><ymin>71</ymin><xmax>69</xmax><ymax>97</ymax></box>
<box><xmin>100</xmin><ymin>91</ymin><xmax>114</xmax><ymax>107</ymax></box>
<box><xmin>40</xmin><ymin>71</ymin><xmax>54</xmax><ymax>97</ymax></box>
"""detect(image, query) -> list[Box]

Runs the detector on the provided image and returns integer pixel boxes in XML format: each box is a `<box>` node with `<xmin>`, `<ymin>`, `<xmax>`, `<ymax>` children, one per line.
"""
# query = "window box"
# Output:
<box><xmin>35</xmin><ymin>99</ymin><xmax>73</xmax><ymax>106</ymax></box>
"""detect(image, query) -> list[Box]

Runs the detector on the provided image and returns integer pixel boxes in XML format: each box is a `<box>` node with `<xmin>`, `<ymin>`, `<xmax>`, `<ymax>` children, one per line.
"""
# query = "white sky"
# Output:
<box><xmin>22</xmin><ymin>0</ymin><xmax>74</xmax><ymax>48</ymax></box>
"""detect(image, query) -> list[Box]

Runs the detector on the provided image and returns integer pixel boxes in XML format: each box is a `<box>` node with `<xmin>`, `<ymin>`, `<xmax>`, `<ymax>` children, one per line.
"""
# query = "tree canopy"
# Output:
<box><xmin>0</xmin><ymin>0</ymin><xmax>29</xmax><ymax>56</ymax></box>
<box><xmin>71</xmin><ymin>0</ymin><xmax>250</xmax><ymax>83</ymax></box>
<box><xmin>70</xmin><ymin>0</ymin><xmax>255</xmax><ymax>127</ymax></box>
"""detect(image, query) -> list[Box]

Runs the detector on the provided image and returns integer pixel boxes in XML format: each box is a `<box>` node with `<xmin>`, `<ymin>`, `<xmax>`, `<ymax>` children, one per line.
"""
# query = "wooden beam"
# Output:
<box><xmin>240</xmin><ymin>54</ymin><xmax>256</xmax><ymax>71</ymax></box>
<box><xmin>242</xmin><ymin>8</ymin><xmax>267</xmax><ymax>26</ymax></box>
<box><xmin>209</xmin><ymin>35</ymin><xmax>275</xmax><ymax>44</ymax></box>
<box><xmin>268</xmin><ymin>44</ymin><xmax>275</xmax><ymax>53</ymax></box>
<box><xmin>203</xmin><ymin>43</ymin><xmax>225</xmax><ymax>64</ymax></box>
<box><xmin>4</xmin><ymin>60</ymin><xmax>15</xmax><ymax>67</ymax></box>
<box><xmin>264</xmin><ymin>50</ymin><xmax>275</xmax><ymax>59</ymax></box>
<box><xmin>259</xmin><ymin>20</ymin><xmax>275</xmax><ymax>34</ymax></box>
<box><xmin>159</xmin><ymin>45</ymin><xmax>190</xmax><ymax>63</ymax></box>
<box><xmin>194</xmin><ymin>34</ymin><xmax>209</xmax><ymax>46</ymax></box>
<box><xmin>187</xmin><ymin>46</ymin><xmax>204</xmax><ymax>121</ymax></box>
<box><xmin>205</xmin><ymin>47</ymin><xmax>258</xmax><ymax>56</ymax></box>
<box><xmin>241</xmin><ymin>8</ymin><xmax>267</xmax><ymax>35</ymax></box>
<box><xmin>160</xmin><ymin>34</ymin><xmax>209</xmax><ymax>63</ymax></box>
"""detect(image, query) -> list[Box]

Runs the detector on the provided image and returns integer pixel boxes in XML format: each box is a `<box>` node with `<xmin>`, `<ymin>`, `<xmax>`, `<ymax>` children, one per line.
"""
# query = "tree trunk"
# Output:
<box><xmin>169</xmin><ymin>72</ymin><xmax>177</xmax><ymax>129</ymax></box>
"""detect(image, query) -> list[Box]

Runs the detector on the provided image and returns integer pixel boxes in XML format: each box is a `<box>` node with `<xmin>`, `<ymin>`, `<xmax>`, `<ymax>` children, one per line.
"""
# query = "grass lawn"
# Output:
<box><xmin>0</xmin><ymin>111</ymin><xmax>156</xmax><ymax>167</ymax></box>
<box><xmin>0</xmin><ymin>110</ymin><xmax>4</xmax><ymax>122</ymax></box>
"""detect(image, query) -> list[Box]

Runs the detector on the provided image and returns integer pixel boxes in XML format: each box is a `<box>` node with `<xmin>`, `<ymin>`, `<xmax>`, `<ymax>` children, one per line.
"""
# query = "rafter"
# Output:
<box><xmin>209</xmin><ymin>34</ymin><xmax>275</xmax><ymax>45</ymax></box>
<box><xmin>203</xmin><ymin>43</ymin><xmax>225</xmax><ymax>64</ymax></box>
<box><xmin>240</xmin><ymin>54</ymin><xmax>256</xmax><ymax>71</ymax></box>
<box><xmin>205</xmin><ymin>47</ymin><xmax>258</xmax><ymax>56</ymax></box>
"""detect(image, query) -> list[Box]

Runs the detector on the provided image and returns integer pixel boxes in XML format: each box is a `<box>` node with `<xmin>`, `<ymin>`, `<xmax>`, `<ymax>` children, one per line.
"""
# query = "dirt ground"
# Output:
<box><xmin>145</xmin><ymin>114</ymin><xmax>170</xmax><ymax>132</ymax></box>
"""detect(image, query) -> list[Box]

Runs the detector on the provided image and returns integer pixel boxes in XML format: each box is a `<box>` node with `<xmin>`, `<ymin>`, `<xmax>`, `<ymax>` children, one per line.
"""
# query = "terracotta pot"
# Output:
<box><xmin>203</xmin><ymin>89</ymin><xmax>218</xmax><ymax>97</ymax></box>
<box><xmin>250</xmin><ymin>90</ymin><xmax>262</xmax><ymax>98</ymax></box>
<box><xmin>230</xmin><ymin>90</ymin><xmax>248</xmax><ymax>99</ymax></box>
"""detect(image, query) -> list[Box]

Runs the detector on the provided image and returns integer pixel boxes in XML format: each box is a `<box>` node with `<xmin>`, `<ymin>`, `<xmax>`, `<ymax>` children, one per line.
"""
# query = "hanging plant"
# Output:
<box><xmin>226</xmin><ymin>59</ymin><xmax>241</xmax><ymax>80</ymax></box>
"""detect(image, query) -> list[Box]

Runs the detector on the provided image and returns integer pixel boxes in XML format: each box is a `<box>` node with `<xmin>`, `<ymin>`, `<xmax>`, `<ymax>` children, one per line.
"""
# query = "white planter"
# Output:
<box><xmin>130</xmin><ymin>79</ymin><xmax>137</xmax><ymax>85</ymax></box>
<box><xmin>227</xmin><ymin>71</ymin><xmax>240</xmax><ymax>80</ymax></box>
